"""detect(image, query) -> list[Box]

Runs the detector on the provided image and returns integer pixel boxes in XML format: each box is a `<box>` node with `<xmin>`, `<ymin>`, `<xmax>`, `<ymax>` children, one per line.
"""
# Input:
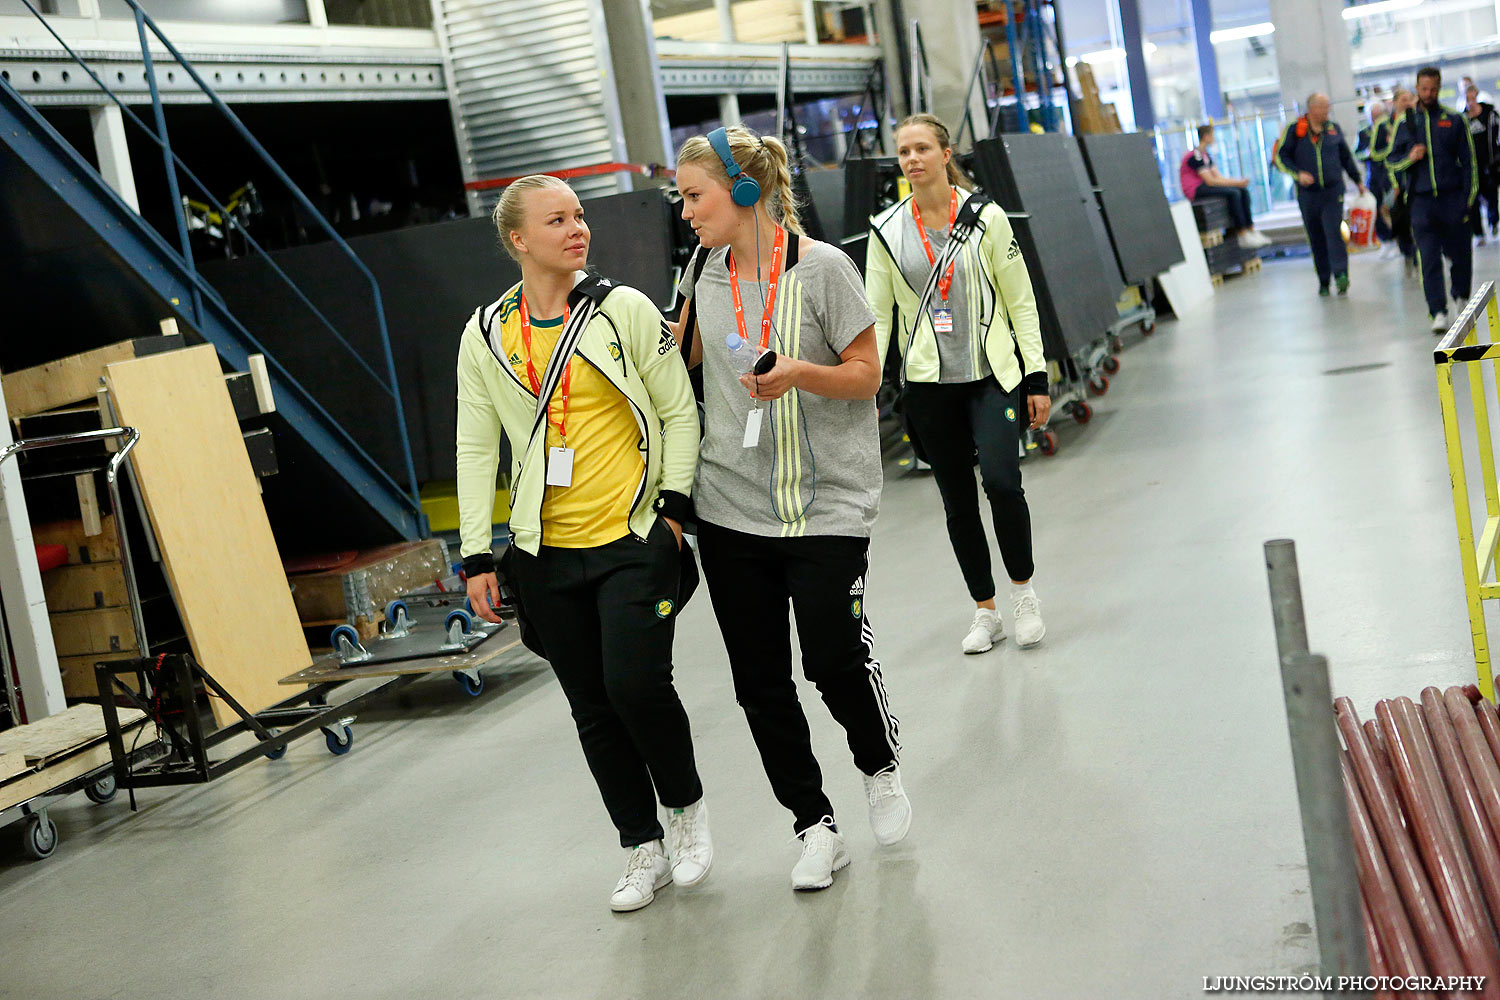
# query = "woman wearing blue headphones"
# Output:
<box><xmin>672</xmin><ymin>125</ymin><xmax>912</xmax><ymax>892</ymax></box>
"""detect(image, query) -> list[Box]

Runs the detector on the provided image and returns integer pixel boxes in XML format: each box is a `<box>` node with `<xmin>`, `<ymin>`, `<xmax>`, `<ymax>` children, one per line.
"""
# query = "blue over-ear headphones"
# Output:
<box><xmin>708</xmin><ymin>127</ymin><xmax>762</xmax><ymax>208</ymax></box>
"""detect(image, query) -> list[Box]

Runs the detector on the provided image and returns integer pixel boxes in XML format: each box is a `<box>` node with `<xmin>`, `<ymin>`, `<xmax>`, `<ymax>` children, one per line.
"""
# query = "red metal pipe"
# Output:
<box><xmin>1381</xmin><ymin>697</ymin><xmax>1500</xmax><ymax>989</ymax></box>
<box><xmin>1443</xmin><ymin>687</ymin><xmax>1500</xmax><ymax>873</ymax></box>
<box><xmin>1476</xmin><ymin>697</ymin><xmax>1500</xmax><ymax>770</ymax></box>
<box><xmin>1423</xmin><ymin>689</ymin><xmax>1500</xmax><ymax>945</ymax></box>
<box><xmin>1341</xmin><ymin>745</ymin><xmax>1435</xmax><ymax>991</ymax></box>
<box><xmin>1366</xmin><ymin>718</ymin><xmax>1405</xmax><ymax>830</ymax></box>
<box><xmin>1337</xmin><ymin>698</ymin><xmax>1465</xmax><ymax>979</ymax></box>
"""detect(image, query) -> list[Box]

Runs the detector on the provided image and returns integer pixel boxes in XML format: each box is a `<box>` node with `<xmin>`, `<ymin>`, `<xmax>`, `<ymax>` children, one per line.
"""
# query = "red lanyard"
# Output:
<box><xmin>519</xmin><ymin>294</ymin><xmax>571</xmax><ymax>443</ymax></box>
<box><xmin>913</xmin><ymin>189</ymin><xmax>959</xmax><ymax>303</ymax></box>
<box><xmin>727</xmin><ymin>225</ymin><xmax>785</xmax><ymax>352</ymax></box>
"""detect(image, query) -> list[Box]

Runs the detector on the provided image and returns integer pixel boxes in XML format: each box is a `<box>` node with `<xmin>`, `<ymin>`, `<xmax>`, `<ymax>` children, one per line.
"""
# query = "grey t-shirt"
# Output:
<box><xmin>897</xmin><ymin>208</ymin><xmax>992</xmax><ymax>383</ymax></box>
<box><xmin>680</xmin><ymin>239</ymin><xmax>881</xmax><ymax>538</ymax></box>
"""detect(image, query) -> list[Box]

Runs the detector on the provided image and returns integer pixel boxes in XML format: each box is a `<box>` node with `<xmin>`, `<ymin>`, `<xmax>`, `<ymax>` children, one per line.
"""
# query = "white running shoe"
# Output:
<box><xmin>961</xmin><ymin>607</ymin><xmax>1005</xmax><ymax>654</ymax></box>
<box><xmin>610</xmin><ymin>840</ymin><xmax>672</xmax><ymax>912</ymax></box>
<box><xmin>1432</xmin><ymin>311</ymin><xmax>1451</xmax><ymax>334</ymax></box>
<box><xmin>666</xmin><ymin>799</ymin><xmax>713</xmax><ymax>888</ymax></box>
<box><xmin>1379</xmin><ymin>243</ymin><xmax>1400</xmax><ymax>261</ymax></box>
<box><xmin>863</xmin><ymin>765</ymin><xmax>912</xmax><ymax>845</ymax></box>
<box><xmin>1238</xmin><ymin>230</ymin><xmax>1271</xmax><ymax>249</ymax></box>
<box><xmin>791</xmin><ymin>817</ymin><xmax>850</xmax><ymax>891</ymax></box>
<box><xmin>1012</xmin><ymin>591</ymin><xmax>1046</xmax><ymax>647</ymax></box>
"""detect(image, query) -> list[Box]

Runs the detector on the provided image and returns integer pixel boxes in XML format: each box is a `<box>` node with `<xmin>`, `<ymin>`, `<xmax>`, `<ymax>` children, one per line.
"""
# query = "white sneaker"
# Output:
<box><xmin>1432</xmin><ymin>311</ymin><xmax>1451</xmax><ymax>334</ymax></box>
<box><xmin>666</xmin><ymin>799</ymin><xmax>713</xmax><ymax>888</ymax></box>
<box><xmin>610</xmin><ymin>840</ymin><xmax>672</xmax><ymax>912</ymax></box>
<box><xmin>863</xmin><ymin>765</ymin><xmax>912</xmax><ymax>845</ymax></box>
<box><xmin>961</xmin><ymin>607</ymin><xmax>1005</xmax><ymax>654</ymax></box>
<box><xmin>1379</xmin><ymin>243</ymin><xmax>1400</xmax><ymax>261</ymax></box>
<box><xmin>1238</xmin><ymin>230</ymin><xmax>1271</xmax><ymax>249</ymax></box>
<box><xmin>1012</xmin><ymin>591</ymin><xmax>1046</xmax><ymax>647</ymax></box>
<box><xmin>790</xmin><ymin>817</ymin><xmax>850</xmax><ymax>891</ymax></box>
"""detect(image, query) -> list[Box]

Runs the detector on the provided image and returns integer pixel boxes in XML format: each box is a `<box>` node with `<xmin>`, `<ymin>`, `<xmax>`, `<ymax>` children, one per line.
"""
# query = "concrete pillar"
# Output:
<box><xmin>872</xmin><ymin>0</ymin><xmax>906</xmax><ymax>127</ymax></box>
<box><xmin>0</xmin><ymin>391</ymin><xmax>67</xmax><ymax>722</ymax></box>
<box><xmin>1117</xmin><ymin>0</ymin><xmax>1154</xmax><ymax>131</ymax></box>
<box><xmin>90</xmin><ymin>104</ymin><xmax>140</xmax><ymax>213</ymax></box>
<box><xmin>904</xmin><ymin>0</ymin><xmax>987</xmax><ymax>143</ymax></box>
<box><xmin>1267</xmin><ymin>0</ymin><xmax>1357</xmax><ymax>131</ymax></box>
<box><xmin>1188</xmin><ymin>0</ymin><xmax>1224</xmax><ymax>120</ymax></box>
<box><xmin>599</xmin><ymin>0</ymin><xmax>673</xmax><ymax>182</ymax></box>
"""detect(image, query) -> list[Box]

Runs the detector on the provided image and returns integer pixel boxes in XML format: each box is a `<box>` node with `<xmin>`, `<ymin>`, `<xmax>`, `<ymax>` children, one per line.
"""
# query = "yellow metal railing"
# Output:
<box><xmin>1435</xmin><ymin>280</ymin><xmax>1500</xmax><ymax>700</ymax></box>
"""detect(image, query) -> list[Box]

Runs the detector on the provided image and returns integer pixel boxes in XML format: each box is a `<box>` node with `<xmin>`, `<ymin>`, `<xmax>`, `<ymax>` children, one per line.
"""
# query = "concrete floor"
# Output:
<box><xmin>3</xmin><ymin>249</ymin><xmax>1495</xmax><ymax>999</ymax></box>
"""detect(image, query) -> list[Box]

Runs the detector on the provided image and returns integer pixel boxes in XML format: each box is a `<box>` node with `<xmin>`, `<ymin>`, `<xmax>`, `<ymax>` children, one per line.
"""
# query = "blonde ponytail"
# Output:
<box><xmin>676</xmin><ymin>126</ymin><xmax>806</xmax><ymax>234</ymax></box>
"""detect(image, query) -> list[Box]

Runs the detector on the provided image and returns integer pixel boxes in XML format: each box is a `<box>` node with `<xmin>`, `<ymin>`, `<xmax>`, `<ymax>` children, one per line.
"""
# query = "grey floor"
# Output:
<box><xmin>3</xmin><ymin>249</ymin><xmax>1493</xmax><ymax>999</ymax></box>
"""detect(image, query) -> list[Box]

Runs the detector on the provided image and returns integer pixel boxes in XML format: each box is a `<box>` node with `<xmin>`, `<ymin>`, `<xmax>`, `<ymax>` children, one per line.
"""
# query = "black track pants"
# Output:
<box><xmin>511</xmin><ymin>520</ymin><xmax>703</xmax><ymax>848</ymax></box>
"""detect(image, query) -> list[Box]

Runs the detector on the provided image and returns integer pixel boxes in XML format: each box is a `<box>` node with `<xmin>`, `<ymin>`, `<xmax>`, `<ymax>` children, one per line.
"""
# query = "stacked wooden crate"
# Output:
<box><xmin>34</xmin><ymin>515</ymin><xmax>138</xmax><ymax>698</ymax></box>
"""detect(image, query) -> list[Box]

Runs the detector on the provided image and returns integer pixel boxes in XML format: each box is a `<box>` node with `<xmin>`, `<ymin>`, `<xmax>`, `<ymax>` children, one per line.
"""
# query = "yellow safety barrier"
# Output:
<box><xmin>1435</xmin><ymin>280</ymin><xmax>1500</xmax><ymax>701</ymax></box>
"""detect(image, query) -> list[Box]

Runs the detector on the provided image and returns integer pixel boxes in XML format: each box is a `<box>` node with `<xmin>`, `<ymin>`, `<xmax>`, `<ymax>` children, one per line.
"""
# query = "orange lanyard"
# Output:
<box><xmin>913</xmin><ymin>189</ymin><xmax>959</xmax><ymax>303</ymax></box>
<box><xmin>727</xmin><ymin>225</ymin><xmax>785</xmax><ymax>352</ymax></box>
<box><xmin>519</xmin><ymin>294</ymin><xmax>571</xmax><ymax>443</ymax></box>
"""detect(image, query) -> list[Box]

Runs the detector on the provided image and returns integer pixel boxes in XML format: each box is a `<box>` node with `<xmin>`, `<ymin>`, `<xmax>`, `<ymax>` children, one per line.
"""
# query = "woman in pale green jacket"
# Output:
<box><xmin>865</xmin><ymin>114</ymin><xmax>1050</xmax><ymax>657</ymax></box>
<box><xmin>454</xmin><ymin>175</ymin><xmax>709</xmax><ymax>914</ymax></box>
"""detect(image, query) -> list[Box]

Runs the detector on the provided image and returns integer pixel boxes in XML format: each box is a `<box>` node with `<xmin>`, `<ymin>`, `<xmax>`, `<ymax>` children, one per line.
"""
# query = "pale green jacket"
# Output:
<box><xmin>455</xmin><ymin>278</ymin><xmax>699</xmax><ymax>561</ymax></box>
<box><xmin>865</xmin><ymin>191</ymin><xmax>1046</xmax><ymax>391</ymax></box>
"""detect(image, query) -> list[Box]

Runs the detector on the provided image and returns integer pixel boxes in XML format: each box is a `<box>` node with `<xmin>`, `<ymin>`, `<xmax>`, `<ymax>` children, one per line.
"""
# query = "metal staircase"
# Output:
<box><xmin>0</xmin><ymin>0</ymin><xmax>426</xmax><ymax>541</ymax></box>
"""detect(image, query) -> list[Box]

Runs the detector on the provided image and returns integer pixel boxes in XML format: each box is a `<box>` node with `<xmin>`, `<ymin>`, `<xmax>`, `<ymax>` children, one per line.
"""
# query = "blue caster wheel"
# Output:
<box><xmin>324</xmin><ymin>725</ymin><xmax>354</xmax><ymax>756</ymax></box>
<box><xmin>263</xmin><ymin>728</ymin><xmax>287</xmax><ymax>761</ymax></box>
<box><xmin>445</xmin><ymin>609</ymin><xmax>473</xmax><ymax>636</ymax></box>
<box><xmin>453</xmin><ymin>670</ymin><xmax>484</xmax><ymax>697</ymax></box>
<box><xmin>331</xmin><ymin>624</ymin><xmax>360</xmax><ymax>650</ymax></box>
<box><xmin>384</xmin><ymin>599</ymin><xmax>408</xmax><ymax>624</ymax></box>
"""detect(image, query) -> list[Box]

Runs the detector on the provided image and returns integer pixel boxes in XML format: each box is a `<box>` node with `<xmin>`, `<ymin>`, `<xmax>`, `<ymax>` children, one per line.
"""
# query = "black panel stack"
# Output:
<box><xmin>1078</xmin><ymin>133</ymin><xmax>1185</xmax><ymax>285</ymax></box>
<box><xmin>969</xmin><ymin>134</ymin><xmax>1123</xmax><ymax>361</ymax></box>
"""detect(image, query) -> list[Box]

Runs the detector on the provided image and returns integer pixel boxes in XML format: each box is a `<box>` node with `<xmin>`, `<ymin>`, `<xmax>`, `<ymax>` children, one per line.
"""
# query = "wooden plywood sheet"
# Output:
<box><xmin>1</xmin><ymin>334</ymin><xmax>181</xmax><ymax>419</ymax></box>
<box><xmin>105</xmin><ymin>345</ymin><xmax>310</xmax><ymax>724</ymax></box>
<box><xmin>0</xmin><ymin>703</ymin><xmax>146</xmax><ymax>765</ymax></box>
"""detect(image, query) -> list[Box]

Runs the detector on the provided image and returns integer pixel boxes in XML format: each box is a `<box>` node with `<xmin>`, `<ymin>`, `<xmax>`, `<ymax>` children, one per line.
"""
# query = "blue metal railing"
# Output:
<box><xmin>13</xmin><ymin>0</ymin><xmax>422</xmax><ymax>516</ymax></box>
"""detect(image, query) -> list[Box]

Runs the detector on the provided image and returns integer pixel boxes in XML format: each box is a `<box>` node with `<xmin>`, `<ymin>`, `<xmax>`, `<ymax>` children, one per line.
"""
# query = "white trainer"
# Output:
<box><xmin>791</xmin><ymin>817</ymin><xmax>850</xmax><ymax>891</ymax></box>
<box><xmin>610</xmin><ymin>840</ymin><xmax>672</xmax><ymax>913</ymax></box>
<box><xmin>1379</xmin><ymin>243</ymin><xmax>1400</xmax><ymax>261</ymax></box>
<box><xmin>1432</xmin><ymin>311</ymin><xmax>1451</xmax><ymax>334</ymax></box>
<box><xmin>961</xmin><ymin>607</ymin><xmax>1005</xmax><ymax>654</ymax></box>
<box><xmin>1012</xmin><ymin>591</ymin><xmax>1046</xmax><ymax>647</ymax></box>
<box><xmin>863</xmin><ymin>765</ymin><xmax>912</xmax><ymax>845</ymax></box>
<box><xmin>666</xmin><ymin>799</ymin><xmax>713</xmax><ymax>888</ymax></box>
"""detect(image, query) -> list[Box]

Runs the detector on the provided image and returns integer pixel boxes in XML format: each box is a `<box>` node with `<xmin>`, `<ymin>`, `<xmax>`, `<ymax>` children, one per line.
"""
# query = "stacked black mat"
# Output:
<box><xmin>1078</xmin><ymin>133</ymin><xmax>1185</xmax><ymax>285</ymax></box>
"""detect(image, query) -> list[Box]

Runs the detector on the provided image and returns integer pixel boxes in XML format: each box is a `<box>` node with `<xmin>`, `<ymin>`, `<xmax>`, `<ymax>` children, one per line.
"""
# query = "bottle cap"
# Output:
<box><xmin>726</xmin><ymin>333</ymin><xmax>744</xmax><ymax>349</ymax></box>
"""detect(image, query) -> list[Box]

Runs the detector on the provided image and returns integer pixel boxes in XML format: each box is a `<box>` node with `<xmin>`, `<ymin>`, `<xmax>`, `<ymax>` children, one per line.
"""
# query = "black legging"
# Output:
<box><xmin>902</xmin><ymin>379</ymin><xmax>1034</xmax><ymax>600</ymax></box>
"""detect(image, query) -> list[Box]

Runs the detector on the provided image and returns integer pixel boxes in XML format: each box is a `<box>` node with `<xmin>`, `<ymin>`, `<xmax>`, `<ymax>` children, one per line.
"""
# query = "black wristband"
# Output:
<box><xmin>462</xmin><ymin>552</ymin><xmax>495</xmax><ymax>578</ymax></box>
<box><xmin>1022</xmin><ymin>371</ymin><xmax>1050</xmax><ymax>397</ymax></box>
<box><xmin>653</xmin><ymin>489</ymin><xmax>694</xmax><ymax>523</ymax></box>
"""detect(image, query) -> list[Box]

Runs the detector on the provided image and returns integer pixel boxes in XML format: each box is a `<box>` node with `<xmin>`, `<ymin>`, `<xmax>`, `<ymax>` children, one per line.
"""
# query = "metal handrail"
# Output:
<box><xmin>0</xmin><ymin>428</ymin><xmax>142</xmax><ymax>724</ymax></box>
<box><xmin>13</xmin><ymin>0</ymin><xmax>421</xmax><ymax>511</ymax></box>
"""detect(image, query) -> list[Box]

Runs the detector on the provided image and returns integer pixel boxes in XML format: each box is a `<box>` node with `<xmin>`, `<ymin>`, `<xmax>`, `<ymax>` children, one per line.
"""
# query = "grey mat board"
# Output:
<box><xmin>1079</xmin><ymin>132</ymin><xmax>1186</xmax><ymax>285</ymax></box>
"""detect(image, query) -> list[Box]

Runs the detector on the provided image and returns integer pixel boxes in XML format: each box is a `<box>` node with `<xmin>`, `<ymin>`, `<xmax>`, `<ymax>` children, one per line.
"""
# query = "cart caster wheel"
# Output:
<box><xmin>384</xmin><ymin>599</ymin><xmax>408</xmax><ymax>624</ymax></box>
<box><xmin>1141</xmin><ymin>319</ymin><xmax>1155</xmax><ymax>335</ymax></box>
<box><xmin>446</xmin><ymin>609</ymin><xmax>474</xmax><ymax>636</ymax></box>
<box><xmin>1088</xmin><ymin>374</ymin><xmax>1110</xmax><ymax>396</ymax></box>
<box><xmin>1039</xmin><ymin>430</ymin><xmax>1059</xmax><ymax>456</ymax></box>
<box><xmin>1072</xmin><ymin>401</ymin><xmax>1093</xmax><ymax>425</ymax></box>
<box><xmin>263</xmin><ymin>728</ymin><xmax>287</xmax><ymax>761</ymax></box>
<box><xmin>23</xmin><ymin>814</ymin><xmax>57</xmax><ymax>860</ymax></box>
<box><xmin>454</xmin><ymin>670</ymin><xmax>484</xmax><ymax>697</ymax></box>
<box><xmin>84</xmin><ymin>775</ymin><xmax>117</xmax><ymax>804</ymax></box>
<box><xmin>331</xmin><ymin>624</ymin><xmax>360</xmax><ymax>649</ymax></box>
<box><xmin>1110</xmin><ymin>335</ymin><xmax>1125</xmax><ymax>353</ymax></box>
<box><xmin>1101</xmin><ymin>355</ymin><xmax>1120</xmax><ymax>374</ymax></box>
<box><xmin>324</xmin><ymin>725</ymin><xmax>354</xmax><ymax>756</ymax></box>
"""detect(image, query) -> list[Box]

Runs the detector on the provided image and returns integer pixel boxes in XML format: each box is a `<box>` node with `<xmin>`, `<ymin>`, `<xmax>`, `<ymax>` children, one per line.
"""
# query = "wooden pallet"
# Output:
<box><xmin>1199</xmin><ymin>230</ymin><xmax>1224</xmax><ymax>249</ymax></box>
<box><xmin>1210</xmin><ymin>273</ymin><xmax>1225</xmax><ymax>287</ymax></box>
<box><xmin>1243</xmin><ymin>256</ymin><xmax>1263</xmax><ymax>273</ymax></box>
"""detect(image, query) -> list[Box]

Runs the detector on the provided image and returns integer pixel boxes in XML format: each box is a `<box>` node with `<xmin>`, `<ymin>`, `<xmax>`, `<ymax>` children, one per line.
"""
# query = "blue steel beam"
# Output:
<box><xmin>0</xmin><ymin>77</ymin><xmax>426</xmax><ymax>540</ymax></box>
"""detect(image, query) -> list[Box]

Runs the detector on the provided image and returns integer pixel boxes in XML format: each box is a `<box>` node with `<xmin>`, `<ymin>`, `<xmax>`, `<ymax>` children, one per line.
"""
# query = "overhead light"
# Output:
<box><xmin>1210</xmin><ymin>22</ymin><xmax>1276</xmax><ymax>44</ymax></box>
<box><xmin>1342</xmin><ymin>0</ymin><xmax>1423</xmax><ymax>19</ymax></box>
<box><xmin>1066</xmin><ymin>42</ymin><xmax>1157</xmax><ymax>67</ymax></box>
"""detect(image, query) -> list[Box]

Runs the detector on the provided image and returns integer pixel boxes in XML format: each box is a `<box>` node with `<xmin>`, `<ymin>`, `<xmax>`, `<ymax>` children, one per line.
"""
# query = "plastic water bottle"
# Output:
<box><xmin>726</xmin><ymin>333</ymin><xmax>758</xmax><ymax>374</ymax></box>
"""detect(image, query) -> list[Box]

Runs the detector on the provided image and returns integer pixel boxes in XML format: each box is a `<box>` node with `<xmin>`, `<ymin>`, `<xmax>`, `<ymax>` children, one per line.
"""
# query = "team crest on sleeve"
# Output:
<box><xmin>609</xmin><ymin>341</ymin><xmax>623</xmax><ymax>361</ymax></box>
<box><xmin>655</xmin><ymin>598</ymin><xmax>675</xmax><ymax>618</ymax></box>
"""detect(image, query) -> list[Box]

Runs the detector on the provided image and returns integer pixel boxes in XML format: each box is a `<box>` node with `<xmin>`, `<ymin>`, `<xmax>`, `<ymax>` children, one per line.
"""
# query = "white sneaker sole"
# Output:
<box><xmin>792</xmin><ymin>852</ymin><xmax>851</xmax><ymax>891</ymax></box>
<box><xmin>610</xmin><ymin>871</ymin><xmax>672</xmax><ymax>913</ymax></box>
<box><xmin>673</xmin><ymin>852</ymin><xmax>713</xmax><ymax>889</ymax></box>
<box><xmin>1016</xmin><ymin>626</ymin><xmax>1046</xmax><ymax>648</ymax></box>
<box><xmin>962</xmin><ymin>628</ymin><xmax>1006</xmax><ymax>655</ymax></box>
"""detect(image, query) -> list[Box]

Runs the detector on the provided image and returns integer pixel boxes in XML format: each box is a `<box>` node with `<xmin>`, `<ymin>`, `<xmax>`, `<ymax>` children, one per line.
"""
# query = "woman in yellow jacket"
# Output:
<box><xmin>455</xmin><ymin>175</ymin><xmax>708</xmax><ymax>914</ymax></box>
<box><xmin>865</xmin><ymin>114</ymin><xmax>1050</xmax><ymax>655</ymax></box>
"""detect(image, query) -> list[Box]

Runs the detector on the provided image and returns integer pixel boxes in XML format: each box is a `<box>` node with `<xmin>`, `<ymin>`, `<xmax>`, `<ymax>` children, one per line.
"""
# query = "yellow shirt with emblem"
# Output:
<box><xmin>493</xmin><ymin>289</ymin><xmax>645</xmax><ymax>548</ymax></box>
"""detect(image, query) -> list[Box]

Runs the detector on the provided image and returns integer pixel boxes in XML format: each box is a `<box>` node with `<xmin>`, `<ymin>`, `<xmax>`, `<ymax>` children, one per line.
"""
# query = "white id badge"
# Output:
<box><xmin>546</xmin><ymin>446</ymin><xmax>575</xmax><ymax>487</ymax></box>
<box><xmin>742</xmin><ymin>407</ymin><xmax>763</xmax><ymax>448</ymax></box>
<box><xmin>933</xmin><ymin>307</ymin><xmax>954</xmax><ymax>334</ymax></box>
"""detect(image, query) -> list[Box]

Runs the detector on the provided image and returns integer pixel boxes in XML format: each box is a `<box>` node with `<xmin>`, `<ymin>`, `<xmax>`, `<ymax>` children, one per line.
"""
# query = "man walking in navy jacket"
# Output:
<box><xmin>1275</xmin><ymin>93</ymin><xmax>1366</xmax><ymax>297</ymax></box>
<box><xmin>1390</xmin><ymin>66</ymin><xmax>1479</xmax><ymax>332</ymax></box>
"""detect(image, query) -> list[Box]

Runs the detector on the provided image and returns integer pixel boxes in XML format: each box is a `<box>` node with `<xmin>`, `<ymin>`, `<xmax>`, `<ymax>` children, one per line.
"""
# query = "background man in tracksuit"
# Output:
<box><xmin>1275</xmin><ymin>93</ymin><xmax>1366</xmax><ymax>296</ymax></box>
<box><xmin>1389</xmin><ymin>66</ymin><xmax>1478</xmax><ymax>331</ymax></box>
<box><xmin>1356</xmin><ymin>101</ymin><xmax>1395</xmax><ymax>253</ymax></box>
<box><xmin>1465</xmin><ymin>84</ymin><xmax>1498</xmax><ymax>243</ymax></box>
